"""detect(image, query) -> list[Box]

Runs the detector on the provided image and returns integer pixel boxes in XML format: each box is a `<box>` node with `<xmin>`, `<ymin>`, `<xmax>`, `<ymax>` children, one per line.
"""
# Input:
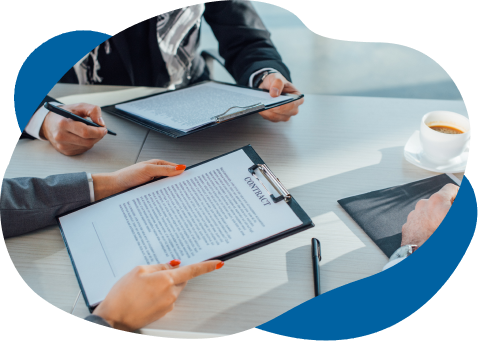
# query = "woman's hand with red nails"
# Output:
<box><xmin>92</xmin><ymin>159</ymin><xmax>187</xmax><ymax>201</ymax></box>
<box><xmin>258</xmin><ymin>72</ymin><xmax>304</xmax><ymax>122</ymax></box>
<box><xmin>92</xmin><ymin>259</ymin><xmax>224</xmax><ymax>331</ymax></box>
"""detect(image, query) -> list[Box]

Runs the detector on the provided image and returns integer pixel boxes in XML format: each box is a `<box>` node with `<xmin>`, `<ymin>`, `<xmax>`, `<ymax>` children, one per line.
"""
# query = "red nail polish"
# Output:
<box><xmin>215</xmin><ymin>261</ymin><xmax>224</xmax><ymax>270</ymax></box>
<box><xmin>176</xmin><ymin>164</ymin><xmax>186</xmax><ymax>171</ymax></box>
<box><xmin>169</xmin><ymin>259</ymin><xmax>181</xmax><ymax>266</ymax></box>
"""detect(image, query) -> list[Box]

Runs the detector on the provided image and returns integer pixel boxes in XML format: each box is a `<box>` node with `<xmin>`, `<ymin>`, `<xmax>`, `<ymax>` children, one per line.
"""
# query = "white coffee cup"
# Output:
<box><xmin>420</xmin><ymin>111</ymin><xmax>470</xmax><ymax>163</ymax></box>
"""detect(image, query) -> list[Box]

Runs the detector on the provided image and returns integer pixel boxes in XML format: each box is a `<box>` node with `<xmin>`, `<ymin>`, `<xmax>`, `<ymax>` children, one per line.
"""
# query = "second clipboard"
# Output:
<box><xmin>101</xmin><ymin>80</ymin><xmax>304</xmax><ymax>138</ymax></box>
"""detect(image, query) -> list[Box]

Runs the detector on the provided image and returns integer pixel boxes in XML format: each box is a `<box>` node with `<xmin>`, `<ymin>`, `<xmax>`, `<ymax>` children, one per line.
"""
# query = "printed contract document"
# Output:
<box><xmin>59</xmin><ymin>149</ymin><xmax>303</xmax><ymax>307</ymax></box>
<box><xmin>115</xmin><ymin>82</ymin><xmax>289</xmax><ymax>132</ymax></box>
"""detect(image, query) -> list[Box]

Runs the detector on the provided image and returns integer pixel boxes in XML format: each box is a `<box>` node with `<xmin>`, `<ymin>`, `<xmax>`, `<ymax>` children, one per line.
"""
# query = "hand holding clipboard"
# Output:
<box><xmin>255</xmin><ymin>71</ymin><xmax>305</xmax><ymax>122</ymax></box>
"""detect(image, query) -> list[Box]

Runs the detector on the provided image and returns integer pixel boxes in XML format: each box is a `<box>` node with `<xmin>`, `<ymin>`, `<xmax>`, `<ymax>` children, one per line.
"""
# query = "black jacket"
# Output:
<box><xmin>59</xmin><ymin>1</ymin><xmax>290</xmax><ymax>88</ymax></box>
<box><xmin>22</xmin><ymin>2</ymin><xmax>290</xmax><ymax>139</ymax></box>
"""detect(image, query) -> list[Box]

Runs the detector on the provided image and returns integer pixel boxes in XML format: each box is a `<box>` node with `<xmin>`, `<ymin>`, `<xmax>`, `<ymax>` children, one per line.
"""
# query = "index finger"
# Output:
<box><xmin>282</xmin><ymin>82</ymin><xmax>303</xmax><ymax>97</ymax></box>
<box><xmin>67</xmin><ymin>120</ymin><xmax>108</xmax><ymax>139</ymax></box>
<box><xmin>169</xmin><ymin>260</ymin><xmax>223</xmax><ymax>284</ymax></box>
<box><xmin>438</xmin><ymin>183</ymin><xmax>460</xmax><ymax>203</ymax></box>
<box><xmin>260</xmin><ymin>102</ymin><xmax>300</xmax><ymax>121</ymax></box>
<box><xmin>272</xmin><ymin>100</ymin><xmax>301</xmax><ymax>115</ymax></box>
<box><xmin>67</xmin><ymin>103</ymin><xmax>101</xmax><ymax>118</ymax></box>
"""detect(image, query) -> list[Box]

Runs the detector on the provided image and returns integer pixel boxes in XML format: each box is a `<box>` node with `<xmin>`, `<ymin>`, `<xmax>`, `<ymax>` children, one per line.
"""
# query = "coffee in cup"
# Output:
<box><xmin>420</xmin><ymin>111</ymin><xmax>470</xmax><ymax>163</ymax></box>
<box><xmin>428</xmin><ymin>125</ymin><xmax>464</xmax><ymax>135</ymax></box>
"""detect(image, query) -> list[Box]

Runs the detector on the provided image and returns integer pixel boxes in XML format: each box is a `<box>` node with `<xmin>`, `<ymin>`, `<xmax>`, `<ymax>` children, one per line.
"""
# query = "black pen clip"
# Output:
<box><xmin>312</xmin><ymin>238</ymin><xmax>322</xmax><ymax>261</ymax></box>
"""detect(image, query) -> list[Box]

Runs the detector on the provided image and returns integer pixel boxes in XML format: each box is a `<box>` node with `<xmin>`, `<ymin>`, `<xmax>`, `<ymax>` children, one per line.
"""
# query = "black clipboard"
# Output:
<box><xmin>56</xmin><ymin>145</ymin><xmax>314</xmax><ymax>312</ymax></box>
<box><xmin>101</xmin><ymin>81</ymin><xmax>304</xmax><ymax>138</ymax></box>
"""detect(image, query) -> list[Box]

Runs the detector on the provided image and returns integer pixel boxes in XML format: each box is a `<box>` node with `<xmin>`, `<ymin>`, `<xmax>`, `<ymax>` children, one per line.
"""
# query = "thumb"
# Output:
<box><xmin>439</xmin><ymin>183</ymin><xmax>460</xmax><ymax>204</ymax></box>
<box><xmin>86</xmin><ymin>105</ymin><xmax>106</xmax><ymax>127</ymax></box>
<box><xmin>269</xmin><ymin>77</ymin><xmax>285</xmax><ymax>97</ymax></box>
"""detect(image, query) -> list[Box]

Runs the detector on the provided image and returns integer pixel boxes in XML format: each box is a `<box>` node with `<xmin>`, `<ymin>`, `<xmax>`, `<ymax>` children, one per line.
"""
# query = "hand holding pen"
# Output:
<box><xmin>41</xmin><ymin>102</ymin><xmax>116</xmax><ymax>156</ymax></box>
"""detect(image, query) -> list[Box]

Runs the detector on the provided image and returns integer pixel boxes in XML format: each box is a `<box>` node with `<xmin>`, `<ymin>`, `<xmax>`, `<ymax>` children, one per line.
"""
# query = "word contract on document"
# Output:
<box><xmin>57</xmin><ymin>146</ymin><xmax>313</xmax><ymax>310</ymax></box>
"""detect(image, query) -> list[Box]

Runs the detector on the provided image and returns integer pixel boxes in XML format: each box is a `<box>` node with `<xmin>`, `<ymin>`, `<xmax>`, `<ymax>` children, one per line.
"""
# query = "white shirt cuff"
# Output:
<box><xmin>24</xmin><ymin>101</ymin><xmax>61</xmax><ymax>140</ymax></box>
<box><xmin>248</xmin><ymin>68</ymin><xmax>279</xmax><ymax>88</ymax></box>
<box><xmin>87</xmin><ymin>173</ymin><xmax>95</xmax><ymax>203</ymax></box>
<box><xmin>382</xmin><ymin>257</ymin><xmax>405</xmax><ymax>271</ymax></box>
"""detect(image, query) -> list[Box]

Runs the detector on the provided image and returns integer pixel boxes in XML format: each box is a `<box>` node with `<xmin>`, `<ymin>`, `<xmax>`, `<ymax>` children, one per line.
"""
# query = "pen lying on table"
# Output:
<box><xmin>312</xmin><ymin>238</ymin><xmax>321</xmax><ymax>296</ymax></box>
<box><xmin>44</xmin><ymin>102</ymin><xmax>117</xmax><ymax>136</ymax></box>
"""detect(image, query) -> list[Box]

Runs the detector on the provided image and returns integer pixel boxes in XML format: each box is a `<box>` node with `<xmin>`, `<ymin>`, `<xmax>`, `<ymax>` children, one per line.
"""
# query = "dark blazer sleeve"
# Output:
<box><xmin>1</xmin><ymin>173</ymin><xmax>91</xmax><ymax>238</ymax></box>
<box><xmin>204</xmin><ymin>1</ymin><xmax>291</xmax><ymax>86</ymax></box>
<box><xmin>20</xmin><ymin>95</ymin><xmax>61</xmax><ymax>140</ymax></box>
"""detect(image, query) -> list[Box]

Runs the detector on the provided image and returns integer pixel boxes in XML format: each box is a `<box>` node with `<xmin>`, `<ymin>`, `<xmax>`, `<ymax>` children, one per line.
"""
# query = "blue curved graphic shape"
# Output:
<box><xmin>259</xmin><ymin>176</ymin><xmax>476</xmax><ymax>340</ymax></box>
<box><xmin>14</xmin><ymin>31</ymin><xmax>111</xmax><ymax>132</ymax></box>
<box><xmin>13</xmin><ymin>30</ymin><xmax>476</xmax><ymax>340</ymax></box>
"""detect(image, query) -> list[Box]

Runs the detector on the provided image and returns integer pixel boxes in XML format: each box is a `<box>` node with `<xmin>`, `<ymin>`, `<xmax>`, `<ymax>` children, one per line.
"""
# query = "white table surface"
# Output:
<box><xmin>3</xmin><ymin>84</ymin><xmax>154</xmax><ymax>313</ymax></box>
<box><xmin>3</xmin><ymin>84</ymin><xmax>466</xmax><ymax>336</ymax></box>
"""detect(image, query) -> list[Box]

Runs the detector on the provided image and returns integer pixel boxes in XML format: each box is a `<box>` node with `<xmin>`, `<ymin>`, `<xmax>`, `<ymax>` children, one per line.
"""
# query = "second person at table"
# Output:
<box><xmin>23</xmin><ymin>1</ymin><xmax>304</xmax><ymax>156</ymax></box>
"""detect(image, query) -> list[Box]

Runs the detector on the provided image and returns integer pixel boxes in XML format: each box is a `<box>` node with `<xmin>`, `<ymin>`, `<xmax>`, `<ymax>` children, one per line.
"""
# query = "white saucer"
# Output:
<box><xmin>404</xmin><ymin>131</ymin><xmax>468</xmax><ymax>173</ymax></box>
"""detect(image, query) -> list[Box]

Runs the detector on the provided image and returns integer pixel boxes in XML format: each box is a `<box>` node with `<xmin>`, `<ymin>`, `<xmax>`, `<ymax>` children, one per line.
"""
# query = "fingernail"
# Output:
<box><xmin>175</xmin><ymin>164</ymin><xmax>186</xmax><ymax>171</ymax></box>
<box><xmin>169</xmin><ymin>259</ymin><xmax>181</xmax><ymax>267</ymax></box>
<box><xmin>271</xmin><ymin>87</ymin><xmax>280</xmax><ymax>96</ymax></box>
<box><xmin>215</xmin><ymin>261</ymin><xmax>224</xmax><ymax>270</ymax></box>
<box><xmin>103</xmin><ymin>128</ymin><xmax>108</xmax><ymax>135</ymax></box>
<box><xmin>99</xmin><ymin>117</ymin><xmax>105</xmax><ymax>126</ymax></box>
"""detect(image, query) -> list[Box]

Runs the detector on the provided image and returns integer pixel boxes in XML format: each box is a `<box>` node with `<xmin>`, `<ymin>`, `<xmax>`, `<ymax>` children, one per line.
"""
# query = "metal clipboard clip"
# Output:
<box><xmin>248</xmin><ymin>164</ymin><xmax>292</xmax><ymax>203</ymax></box>
<box><xmin>211</xmin><ymin>103</ymin><xmax>265</xmax><ymax>123</ymax></box>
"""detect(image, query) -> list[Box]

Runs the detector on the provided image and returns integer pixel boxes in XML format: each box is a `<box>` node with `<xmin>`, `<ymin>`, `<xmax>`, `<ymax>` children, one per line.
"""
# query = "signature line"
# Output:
<box><xmin>92</xmin><ymin>223</ymin><xmax>116</xmax><ymax>277</ymax></box>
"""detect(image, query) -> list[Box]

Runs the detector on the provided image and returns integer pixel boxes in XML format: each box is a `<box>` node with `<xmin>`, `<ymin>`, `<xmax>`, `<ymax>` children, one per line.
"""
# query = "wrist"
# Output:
<box><xmin>253</xmin><ymin>70</ymin><xmax>277</xmax><ymax>88</ymax></box>
<box><xmin>39</xmin><ymin>127</ymin><xmax>46</xmax><ymax>140</ymax></box>
<box><xmin>92</xmin><ymin>309</ymin><xmax>118</xmax><ymax>330</ymax></box>
<box><xmin>401</xmin><ymin>237</ymin><xmax>423</xmax><ymax>248</ymax></box>
<box><xmin>93</xmin><ymin>303</ymin><xmax>131</xmax><ymax>331</ymax></box>
<box><xmin>390</xmin><ymin>244</ymin><xmax>418</xmax><ymax>262</ymax></box>
<box><xmin>92</xmin><ymin>173</ymin><xmax>118</xmax><ymax>201</ymax></box>
<box><xmin>39</xmin><ymin>114</ymin><xmax>50</xmax><ymax>140</ymax></box>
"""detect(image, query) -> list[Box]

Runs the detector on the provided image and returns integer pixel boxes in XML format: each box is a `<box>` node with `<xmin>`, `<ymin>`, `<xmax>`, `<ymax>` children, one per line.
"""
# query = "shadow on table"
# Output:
<box><xmin>5</xmin><ymin>225</ymin><xmax>66</xmax><ymax>260</ymax></box>
<box><xmin>195</xmin><ymin>246</ymin><xmax>372</xmax><ymax>335</ymax></box>
<box><xmin>342</xmin><ymin>80</ymin><xmax>462</xmax><ymax>101</ymax></box>
<box><xmin>137</xmin><ymin>113</ymin><xmax>295</xmax><ymax>165</ymax></box>
<box><xmin>4</xmin><ymin>224</ymin><xmax>80</xmax><ymax>312</ymax></box>
<box><xmin>289</xmin><ymin>146</ymin><xmax>437</xmax><ymax>246</ymax></box>
<box><xmin>194</xmin><ymin>146</ymin><xmax>441</xmax><ymax>334</ymax></box>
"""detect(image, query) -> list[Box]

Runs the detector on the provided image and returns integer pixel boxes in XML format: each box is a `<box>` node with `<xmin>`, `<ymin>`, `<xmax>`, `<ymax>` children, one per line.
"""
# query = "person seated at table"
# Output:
<box><xmin>0</xmin><ymin>159</ymin><xmax>224</xmax><ymax>331</ymax></box>
<box><xmin>1</xmin><ymin>158</ymin><xmax>459</xmax><ymax>331</ymax></box>
<box><xmin>23</xmin><ymin>1</ymin><xmax>304</xmax><ymax>156</ymax></box>
<box><xmin>383</xmin><ymin>183</ymin><xmax>459</xmax><ymax>270</ymax></box>
<box><xmin>1</xmin><ymin>159</ymin><xmax>187</xmax><ymax>237</ymax></box>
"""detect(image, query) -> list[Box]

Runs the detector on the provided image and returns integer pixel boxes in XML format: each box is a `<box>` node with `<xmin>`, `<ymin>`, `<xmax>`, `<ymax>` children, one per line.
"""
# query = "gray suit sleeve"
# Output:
<box><xmin>84</xmin><ymin>314</ymin><xmax>112</xmax><ymax>328</ymax></box>
<box><xmin>1</xmin><ymin>173</ymin><xmax>91</xmax><ymax>238</ymax></box>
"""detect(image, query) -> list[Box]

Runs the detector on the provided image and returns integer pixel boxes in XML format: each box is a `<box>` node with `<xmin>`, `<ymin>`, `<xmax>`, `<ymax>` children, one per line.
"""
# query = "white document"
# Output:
<box><xmin>57</xmin><ymin>87</ymin><xmax>166</xmax><ymax>107</ymax></box>
<box><xmin>115</xmin><ymin>82</ymin><xmax>290</xmax><ymax>132</ymax></box>
<box><xmin>59</xmin><ymin>150</ymin><xmax>302</xmax><ymax>306</ymax></box>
